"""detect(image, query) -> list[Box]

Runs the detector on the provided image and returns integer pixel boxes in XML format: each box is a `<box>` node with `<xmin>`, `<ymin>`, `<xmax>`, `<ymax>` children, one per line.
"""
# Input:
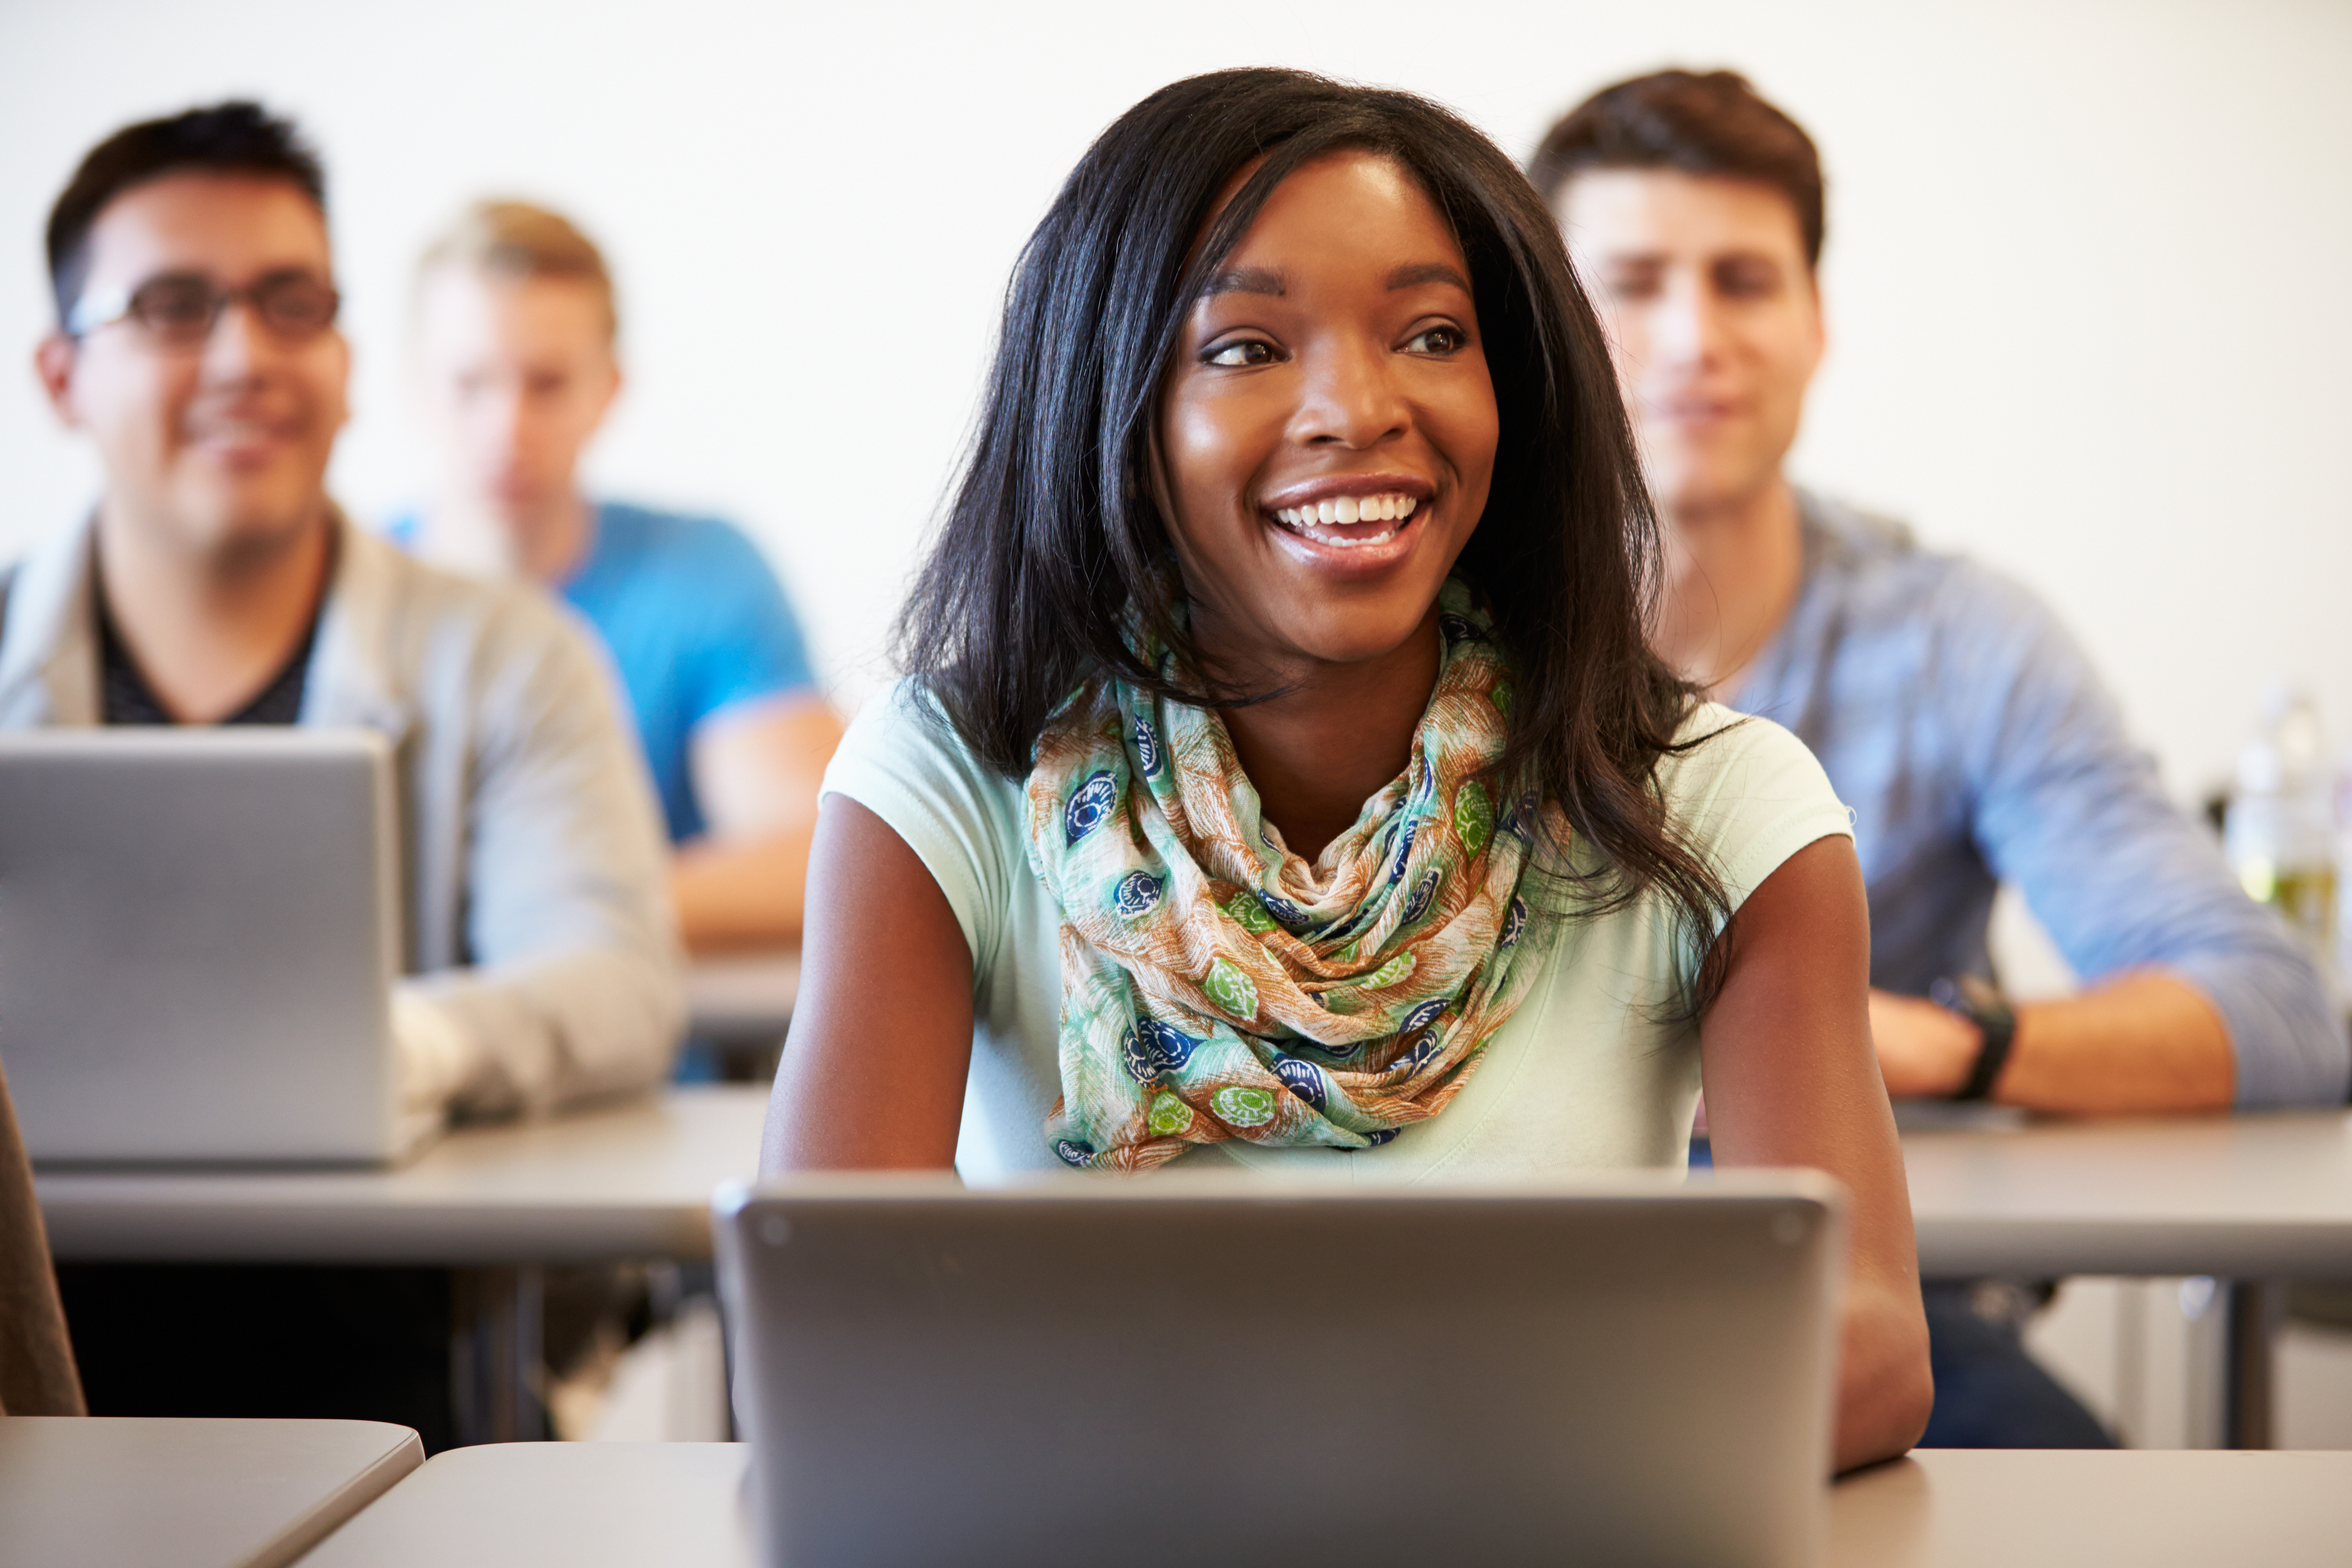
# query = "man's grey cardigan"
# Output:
<box><xmin>0</xmin><ymin>509</ymin><xmax>686</xmax><ymax>1117</ymax></box>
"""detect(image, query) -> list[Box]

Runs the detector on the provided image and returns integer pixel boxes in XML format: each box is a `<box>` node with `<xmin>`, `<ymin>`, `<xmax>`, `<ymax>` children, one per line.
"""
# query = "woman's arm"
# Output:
<box><xmin>759</xmin><ymin>796</ymin><xmax>976</xmax><ymax>1173</ymax></box>
<box><xmin>1699</xmin><ymin>834</ymin><xmax>1933</xmax><ymax>1473</ymax></box>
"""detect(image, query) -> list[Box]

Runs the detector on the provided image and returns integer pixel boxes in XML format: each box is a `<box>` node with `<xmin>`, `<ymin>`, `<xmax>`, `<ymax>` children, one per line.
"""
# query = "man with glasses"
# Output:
<box><xmin>21</xmin><ymin>101</ymin><xmax>681</xmax><ymax>1445</ymax></box>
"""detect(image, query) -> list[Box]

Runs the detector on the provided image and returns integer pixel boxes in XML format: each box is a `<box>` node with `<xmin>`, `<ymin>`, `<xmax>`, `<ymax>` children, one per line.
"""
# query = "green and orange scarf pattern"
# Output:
<box><xmin>1024</xmin><ymin>583</ymin><xmax>1550</xmax><ymax>1173</ymax></box>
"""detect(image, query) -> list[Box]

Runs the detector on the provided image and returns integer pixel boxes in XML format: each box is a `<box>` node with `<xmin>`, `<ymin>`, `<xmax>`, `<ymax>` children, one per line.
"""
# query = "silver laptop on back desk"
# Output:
<box><xmin>0</xmin><ymin>729</ymin><xmax>419</xmax><ymax>1165</ymax></box>
<box><xmin>718</xmin><ymin>1171</ymin><xmax>1844</xmax><ymax>1568</ymax></box>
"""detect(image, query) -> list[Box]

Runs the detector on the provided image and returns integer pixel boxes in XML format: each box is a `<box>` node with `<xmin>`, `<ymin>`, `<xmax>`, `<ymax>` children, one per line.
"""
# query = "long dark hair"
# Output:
<box><xmin>897</xmin><ymin>68</ymin><xmax>1734</xmax><ymax>1004</ymax></box>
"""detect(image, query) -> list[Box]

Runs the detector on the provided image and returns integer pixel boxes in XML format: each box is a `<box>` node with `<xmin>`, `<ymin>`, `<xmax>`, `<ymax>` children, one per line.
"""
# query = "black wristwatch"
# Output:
<box><xmin>1930</xmin><ymin>975</ymin><xmax>2016</xmax><ymax>1102</ymax></box>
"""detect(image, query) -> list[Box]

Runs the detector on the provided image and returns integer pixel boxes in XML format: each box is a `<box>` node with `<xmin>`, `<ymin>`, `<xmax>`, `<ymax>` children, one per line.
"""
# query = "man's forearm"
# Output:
<box><xmin>403</xmin><ymin>947</ymin><xmax>685</xmax><ymax>1117</ymax></box>
<box><xmin>670</xmin><ymin>826</ymin><xmax>814</xmax><ymax>952</ymax></box>
<box><xmin>1997</xmin><ymin>971</ymin><xmax>2235</xmax><ymax>1112</ymax></box>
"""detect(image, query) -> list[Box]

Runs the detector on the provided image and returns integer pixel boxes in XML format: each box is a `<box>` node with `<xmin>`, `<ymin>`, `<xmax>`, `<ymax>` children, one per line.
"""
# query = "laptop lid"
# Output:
<box><xmin>716</xmin><ymin>1171</ymin><xmax>1843</xmax><ymax>1568</ymax></box>
<box><xmin>0</xmin><ymin>729</ymin><xmax>407</xmax><ymax>1165</ymax></box>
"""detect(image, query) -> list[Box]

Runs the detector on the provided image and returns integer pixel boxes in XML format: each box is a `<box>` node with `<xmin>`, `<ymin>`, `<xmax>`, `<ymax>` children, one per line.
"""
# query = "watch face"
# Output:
<box><xmin>1932</xmin><ymin>974</ymin><xmax>2009</xmax><ymax>1027</ymax></box>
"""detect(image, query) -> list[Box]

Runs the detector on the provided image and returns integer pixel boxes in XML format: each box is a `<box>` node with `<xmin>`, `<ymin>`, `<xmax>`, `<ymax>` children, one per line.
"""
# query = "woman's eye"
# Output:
<box><xmin>1205</xmin><ymin>339</ymin><xmax>1275</xmax><ymax>368</ymax></box>
<box><xmin>1404</xmin><ymin>325</ymin><xmax>1466</xmax><ymax>356</ymax></box>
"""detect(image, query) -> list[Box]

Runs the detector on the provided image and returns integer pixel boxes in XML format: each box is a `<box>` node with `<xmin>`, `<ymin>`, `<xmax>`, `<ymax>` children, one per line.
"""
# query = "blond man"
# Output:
<box><xmin>398</xmin><ymin>201</ymin><xmax>841</xmax><ymax>959</ymax></box>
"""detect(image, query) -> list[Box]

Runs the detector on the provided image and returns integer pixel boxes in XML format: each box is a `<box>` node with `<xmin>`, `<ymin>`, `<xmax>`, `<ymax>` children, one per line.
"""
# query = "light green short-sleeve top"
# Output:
<box><xmin>822</xmin><ymin>681</ymin><xmax>1852</xmax><ymax>1184</ymax></box>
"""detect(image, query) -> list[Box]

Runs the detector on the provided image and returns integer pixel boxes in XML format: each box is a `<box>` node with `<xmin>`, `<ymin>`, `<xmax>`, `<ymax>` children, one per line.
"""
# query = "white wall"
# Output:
<box><xmin>2</xmin><ymin>0</ymin><xmax>2347</xmax><ymax>801</ymax></box>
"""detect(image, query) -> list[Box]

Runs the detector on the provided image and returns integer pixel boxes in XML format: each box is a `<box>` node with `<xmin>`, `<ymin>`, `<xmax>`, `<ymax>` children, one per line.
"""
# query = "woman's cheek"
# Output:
<box><xmin>1165</xmin><ymin>410</ymin><xmax>1262</xmax><ymax>547</ymax></box>
<box><xmin>1430</xmin><ymin>382</ymin><xmax>1501</xmax><ymax>517</ymax></box>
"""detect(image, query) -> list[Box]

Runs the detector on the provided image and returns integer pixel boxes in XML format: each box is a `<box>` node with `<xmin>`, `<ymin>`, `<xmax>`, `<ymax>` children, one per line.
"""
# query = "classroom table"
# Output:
<box><xmin>45</xmin><ymin>1093</ymin><xmax>2347</xmax><ymax>1275</ymax></box>
<box><xmin>35</xmin><ymin>1085</ymin><xmax>771</xmax><ymax>1442</ymax></box>
<box><xmin>34</xmin><ymin>1094</ymin><xmax>2352</xmax><ymax>1447</ymax></box>
<box><xmin>298</xmin><ymin>1441</ymin><xmax>752</xmax><ymax>1567</ymax></box>
<box><xmin>294</xmin><ymin>1440</ymin><xmax>2352</xmax><ymax>1567</ymax></box>
<box><xmin>684</xmin><ymin>950</ymin><xmax>801</xmax><ymax>1040</ymax></box>
<box><xmin>1828</xmin><ymin>1448</ymin><xmax>2352</xmax><ymax>1565</ymax></box>
<box><xmin>34</xmin><ymin>1085</ymin><xmax>770</xmax><ymax>1266</ymax></box>
<box><xmin>41</xmin><ymin>1086</ymin><xmax>2352</xmax><ymax>1279</ymax></box>
<box><xmin>685</xmin><ymin>951</ymin><xmax>801</xmax><ymax>1080</ymax></box>
<box><xmin>0</xmin><ymin>1415</ymin><xmax>420</xmax><ymax>1568</ymax></box>
<box><xmin>1899</xmin><ymin>1104</ymin><xmax>2352</xmax><ymax>1446</ymax></box>
<box><xmin>1901</xmin><ymin>1105</ymin><xmax>2352</xmax><ymax>1280</ymax></box>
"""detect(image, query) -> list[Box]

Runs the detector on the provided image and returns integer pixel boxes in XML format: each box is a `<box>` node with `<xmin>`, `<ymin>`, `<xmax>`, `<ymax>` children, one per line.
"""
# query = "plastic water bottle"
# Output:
<box><xmin>2337</xmin><ymin>756</ymin><xmax>2352</xmax><ymax>986</ymax></box>
<box><xmin>2223</xmin><ymin>683</ymin><xmax>2337</xmax><ymax>960</ymax></box>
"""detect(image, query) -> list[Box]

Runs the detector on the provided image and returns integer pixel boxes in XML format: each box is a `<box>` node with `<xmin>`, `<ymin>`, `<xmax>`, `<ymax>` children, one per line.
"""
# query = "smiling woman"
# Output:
<box><xmin>762</xmin><ymin>68</ymin><xmax>1932</xmax><ymax>1471</ymax></box>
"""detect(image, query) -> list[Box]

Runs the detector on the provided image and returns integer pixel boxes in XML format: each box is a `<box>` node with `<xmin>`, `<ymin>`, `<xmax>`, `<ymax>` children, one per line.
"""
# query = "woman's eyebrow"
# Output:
<box><xmin>1202</xmin><ymin>265</ymin><xmax>1286</xmax><ymax>299</ymax></box>
<box><xmin>1388</xmin><ymin>261</ymin><xmax>1471</xmax><ymax>292</ymax></box>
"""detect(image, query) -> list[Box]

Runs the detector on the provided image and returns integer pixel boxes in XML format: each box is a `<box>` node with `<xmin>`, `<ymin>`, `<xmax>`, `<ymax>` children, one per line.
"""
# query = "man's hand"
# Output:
<box><xmin>392</xmin><ymin>988</ymin><xmax>480</xmax><ymax>1114</ymax></box>
<box><xmin>1870</xmin><ymin>974</ymin><xmax>2236</xmax><ymax>1111</ymax></box>
<box><xmin>1867</xmin><ymin>987</ymin><xmax>1982</xmax><ymax>1099</ymax></box>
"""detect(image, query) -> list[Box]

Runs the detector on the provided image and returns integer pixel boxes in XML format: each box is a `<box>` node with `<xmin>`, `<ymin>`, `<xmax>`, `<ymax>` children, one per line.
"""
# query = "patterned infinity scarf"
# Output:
<box><xmin>1024</xmin><ymin>582</ymin><xmax>1552</xmax><ymax>1173</ymax></box>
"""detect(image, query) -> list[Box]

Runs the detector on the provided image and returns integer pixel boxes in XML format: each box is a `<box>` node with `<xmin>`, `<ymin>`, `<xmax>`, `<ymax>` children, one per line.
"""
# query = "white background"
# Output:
<box><xmin>1</xmin><ymin>0</ymin><xmax>2346</xmax><ymax>800</ymax></box>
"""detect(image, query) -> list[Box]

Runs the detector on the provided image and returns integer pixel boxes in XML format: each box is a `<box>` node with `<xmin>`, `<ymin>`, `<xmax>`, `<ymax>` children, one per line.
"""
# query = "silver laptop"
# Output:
<box><xmin>0</xmin><ymin>728</ymin><xmax>424</xmax><ymax>1165</ymax></box>
<box><xmin>715</xmin><ymin>1171</ymin><xmax>1843</xmax><ymax>1568</ymax></box>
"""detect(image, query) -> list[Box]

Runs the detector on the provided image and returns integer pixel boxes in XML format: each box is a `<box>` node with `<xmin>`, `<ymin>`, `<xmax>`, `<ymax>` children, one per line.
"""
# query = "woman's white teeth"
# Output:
<box><xmin>1273</xmin><ymin>492</ymin><xmax>1419</xmax><ymax>534</ymax></box>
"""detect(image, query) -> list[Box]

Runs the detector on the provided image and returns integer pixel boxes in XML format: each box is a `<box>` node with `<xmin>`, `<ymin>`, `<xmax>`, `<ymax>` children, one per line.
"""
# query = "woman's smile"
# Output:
<box><xmin>1261</xmin><ymin>475</ymin><xmax>1433</xmax><ymax>572</ymax></box>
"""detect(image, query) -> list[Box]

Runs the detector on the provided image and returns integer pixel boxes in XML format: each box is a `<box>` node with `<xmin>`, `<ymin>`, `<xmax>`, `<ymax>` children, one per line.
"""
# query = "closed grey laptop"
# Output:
<box><xmin>0</xmin><ymin>729</ymin><xmax>416</xmax><ymax>1165</ymax></box>
<box><xmin>716</xmin><ymin>1171</ymin><xmax>1844</xmax><ymax>1568</ymax></box>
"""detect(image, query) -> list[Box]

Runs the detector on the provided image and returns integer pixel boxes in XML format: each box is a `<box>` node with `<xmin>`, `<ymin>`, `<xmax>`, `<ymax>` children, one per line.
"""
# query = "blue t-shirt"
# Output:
<box><xmin>386</xmin><ymin>502</ymin><xmax>817</xmax><ymax>842</ymax></box>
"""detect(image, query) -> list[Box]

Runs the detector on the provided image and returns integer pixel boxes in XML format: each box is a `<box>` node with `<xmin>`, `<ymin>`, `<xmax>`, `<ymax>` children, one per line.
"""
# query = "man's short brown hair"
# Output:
<box><xmin>416</xmin><ymin>199</ymin><xmax>617</xmax><ymax>340</ymax></box>
<box><xmin>1527</xmin><ymin>70</ymin><xmax>1825</xmax><ymax>270</ymax></box>
<box><xmin>48</xmin><ymin>101</ymin><xmax>326</xmax><ymax>328</ymax></box>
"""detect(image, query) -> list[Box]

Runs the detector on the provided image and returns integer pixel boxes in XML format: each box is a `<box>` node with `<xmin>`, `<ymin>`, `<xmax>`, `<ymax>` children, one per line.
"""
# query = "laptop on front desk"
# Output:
<box><xmin>0</xmin><ymin>729</ymin><xmax>437</xmax><ymax>1166</ymax></box>
<box><xmin>716</xmin><ymin>1171</ymin><xmax>1844</xmax><ymax>1568</ymax></box>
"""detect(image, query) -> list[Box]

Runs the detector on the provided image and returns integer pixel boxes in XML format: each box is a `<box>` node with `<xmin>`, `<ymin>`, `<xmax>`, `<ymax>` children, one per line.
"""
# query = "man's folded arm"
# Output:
<box><xmin>1957</xmin><ymin>571</ymin><xmax>2347</xmax><ymax>1108</ymax></box>
<box><xmin>403</xmin><ymin>604</ymin><xmax>686</xmax><ymax>1115</ymax></box>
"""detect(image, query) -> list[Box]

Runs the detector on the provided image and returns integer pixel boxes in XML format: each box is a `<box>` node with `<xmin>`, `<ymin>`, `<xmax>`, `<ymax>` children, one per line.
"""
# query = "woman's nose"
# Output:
<box><xmin>1290</xmin><ymin>337</ymin><xmax>1409</xmax><ymax>450</ymax></box>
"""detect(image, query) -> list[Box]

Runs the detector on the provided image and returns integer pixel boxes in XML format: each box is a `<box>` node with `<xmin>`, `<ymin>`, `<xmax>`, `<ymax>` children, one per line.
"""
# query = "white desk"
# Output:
<box><xmin>297</xmin><ymin>1441</ymin><xmax>2352</xmax><ymax>1567</ymax></box>
<box><xmin>1903</xmin><ymin>1107</ymin><xmax>2352</xmax><ymax>1280</ymax></box>
<box><xmin>0</xmin><ymin>1416</ymin><xmax>420</xmax><ymax>1568</ymax></box>
<box><xmin>34</xmin><ymin>1094</ymin><xmax>2348</xmax><ymax>1445</ymax></box>
<box><xmin>39</xmin><ymin>1081</ymin><xmax>2348</xmax><ymax>1279</ymax></box>
<box><xmin>299</xmin><ymin>1441</ymin><xmax>754</xmax><ymax>1568</ymax></box>
<box><xmin>1828</xmin><ymin>1448</ymin><xmax>2352</xmax><ymax>1565</ymax></box>
<box><xmin>35</xmin><ymin>1085</ymin><xmax>770</xmax><ymax>1266</ymax></box>
<box><xmin>684</xmin><ymin>952</ymin><xmax>801</xmax><ymax>1043</ymax></box>
<box><xmin>35</xmin><ymin>1087</ymin><xmax>768</xmax><ymax>1446</ymax></box>
<box><xmin>1900</xmin><ymin>1106</ymin><xmax>2352</xmax><ymax>1448</ymax></box>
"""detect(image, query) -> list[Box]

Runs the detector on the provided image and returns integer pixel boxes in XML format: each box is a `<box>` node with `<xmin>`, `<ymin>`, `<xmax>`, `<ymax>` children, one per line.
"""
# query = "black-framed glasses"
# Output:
<box><xmin>66</xmin><ymin>269</ymin><xmax>341</xmax><ymax>347</ymax></box>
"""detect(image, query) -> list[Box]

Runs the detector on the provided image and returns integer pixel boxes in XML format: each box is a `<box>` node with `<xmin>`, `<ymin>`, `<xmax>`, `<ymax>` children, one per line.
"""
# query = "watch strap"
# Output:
<box><xmin>1931</xmin><ymin>975</ymin><xmax>2016</xmax><ymax>1102</ymax></box>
